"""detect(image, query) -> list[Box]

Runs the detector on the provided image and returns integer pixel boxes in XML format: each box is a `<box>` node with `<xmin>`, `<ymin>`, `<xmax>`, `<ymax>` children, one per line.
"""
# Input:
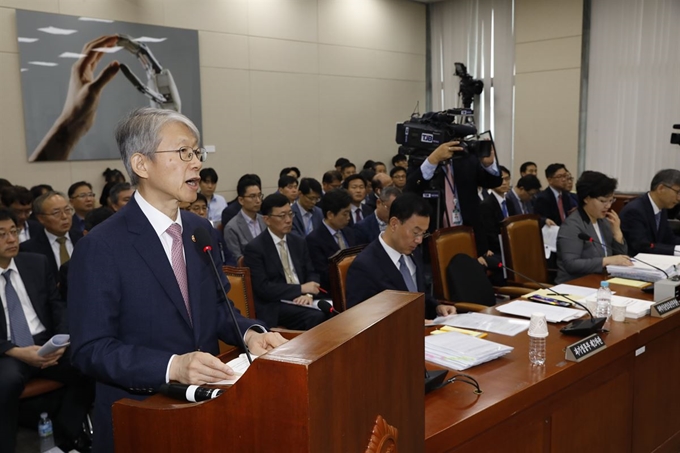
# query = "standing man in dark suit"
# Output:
<box><xmin>0</xmin><ymin>208</ymin><xmax>93</xmax><ymax>452</ymax></box>
<box><xmin>244</xmin><ymin>194</ymin><xmax>326</xmax><ymax>330</ymax></box>
<box><xmin>68</xmin><ymin>108</ymin><xmax>286</xmax><ymax>453</ymax></box>
<box><xmin>291</xmin><ymin>178</ymin><xmax>324</xmax><ymax>237</ymax></box>
<box><xmin>533</xmin><ymin>163</ymin><xmax>574</xmax><ymax>226</ymax></box>
<box><xmin>506</xmin><ymin>174</ymin><xmax>542</xmax><ymax>216</ymax></box>
<box><xmin>405</xmin><ymin>141</ymin><xmax>502</xmax><ymax>255</ymax></box>
<box><xmin>21</xmin><ymin>191</ymin><xmax>82</xmax><ymax>277</ymax></box>
<box><xmin>345</xmin><ymin>193</ymin><xmax>457</xmax><ymax>319</ymax></box>
<box><xmin>354</xmin><ymin>186</ymin><xmax>401</xmax><ymax>245</ymax></box>
<box><xmin>343</xmin><ymin>174</ymin><xmax>374</xmax><ymax>226</ymax></box>
<box><xmin>479</xmin><ymin>166</ymin><xmax>512</xmax><ymax>255</ymax></box>
<box><xmin>223</xmin><ymin>176</ymin><xmax>266</xmax><ymax>261</ymax></box>
<box><xmin>306</xmin><ymin>189</ymin><xmax>357</xmax><ymax>290</ymax></box>
<box><xmin>620</xmin><ymin>169</ymin><xmax>680</xmax><ymax>256</ymax></box>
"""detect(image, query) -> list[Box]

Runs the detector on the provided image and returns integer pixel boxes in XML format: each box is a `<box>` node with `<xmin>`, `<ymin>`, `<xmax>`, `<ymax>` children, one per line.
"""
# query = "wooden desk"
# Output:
<box><xmin>425</xmin><ymin>275</ymin><xmax>680</xmax><ymax>453</ymax></box>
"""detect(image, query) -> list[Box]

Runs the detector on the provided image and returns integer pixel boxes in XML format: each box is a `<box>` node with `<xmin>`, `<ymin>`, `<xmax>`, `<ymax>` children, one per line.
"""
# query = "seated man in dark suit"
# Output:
<box><xmin>354</xmin><ymin>186</ymin><xmax>401</xmax><ymax>245</ymax></box>
<box><xmin>221</xmin><ymin>173</ymin><xmax>262</xmax><ymax>227</ymax></box>
<box><xmin>533</xmin><ymin>163</ymin><xmax>573</xmax><ymax>226</ymax></box>
<box><xmin>345</xmin><ymin>193</ymin><xmax>457</xmax><ymax>320</ymax></box>
<box><xmin>21</xmin><ymin>191</ymin><xmax>82</xmax><ymax>277</ymax></box>
<box><xmin>306</xmin><ymin>189</ymin><xmax>356</xmax><ymax>290</ymax></box>
<box><xmin>343</xmin><ymin>174</ymin><xmax>374</xmax><ymax>226</ymax></box>
<box><xmin>620</xmin><ymin>169</ymin><xmax>680</xmax><ymax>256</ymax></box>
<box><xmin>321</xmin><ymin>170</ymin><xmax>342</xmax><ymax>195</ymax></box>
<box><xmin>506</xmin><ymin>174</ymin><xmax>541</xmax><ymax>216</ymax></box>
<box><xmin>223</xmin><ymin>176</ymin><xmax>266</xmax><ymax>261</ymax></box>
<box><xmin>67</xmin><ymin>181</ymin><xmax>95</xmax><ymax>234</ymax></box>
<box><xmin>291</xmin><ymin>177</ymin><xmax>324</xmax><ymax>237</ymax></box>
<box><xmin>244</xmin><ymin>194</ymin><xmax>326</xmax><ymax>330</ymax></box>
<box><xmin>0</xmin><ymin>208</ymin><xmax>93</xmax><ymax>452</ymax></box>
<box><xmin>1</xmin><ymin>186</ymin><xmax>41</xmax><ymax>244</ymax></box>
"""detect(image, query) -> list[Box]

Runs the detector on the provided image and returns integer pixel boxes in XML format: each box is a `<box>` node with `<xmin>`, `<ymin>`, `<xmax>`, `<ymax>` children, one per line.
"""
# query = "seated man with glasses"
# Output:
<box><xmin>0</xmin><ymin>186</ymin><xmax>41</xmax><ymax>243</ymax></box>
<box><xmin>345</xmin><ymin>193</ymin><xmax>457</xmax><ymax>320</ymax></box>
<box><xmin>291</xmin><ymin>177</ymin><xmax>323</xmax><ymax>237</ymax></box>
<box><xmin>620</xmin><ymin>169</ymin><xmax>680</xmax><ymax>256</ymax></box>
<box><xmin>67</xmin><ymin>181</ymin><xmax>95</xmax><ymax>233</ymax></box>
<box><xmin>21</xmin><ymin>191</ymin><xmax>82</xmax><ymax>277</ymax></box>
<box><xmin>244</xmin><ymin>193</ymin><xmax>326</xmax><ymax>330</ymax></box>
<box><xmin>223</xmin><ymin>176</ymin><xmax>266</xmax><ymax>261</ymax></box>
<box><xmin>556</xmin><ymin>171</ymin><xmax>631</xmax><ymax>283</ymax></box>
<box><xmin>533</xmin><ymin>163</ymin><xmax>575</xmax><ymax>226</ymax></box>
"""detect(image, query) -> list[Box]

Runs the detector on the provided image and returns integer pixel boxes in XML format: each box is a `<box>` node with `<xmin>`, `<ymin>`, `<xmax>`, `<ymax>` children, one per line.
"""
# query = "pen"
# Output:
<box><xmin>318</xmin><ymin>287</ymin><xmax>328</xmax><ymax>294</ymax></box>
<box><xmin>530</xmin><ymin>295</ymin><xmax>572</xmax><ymax>307</ymax></box>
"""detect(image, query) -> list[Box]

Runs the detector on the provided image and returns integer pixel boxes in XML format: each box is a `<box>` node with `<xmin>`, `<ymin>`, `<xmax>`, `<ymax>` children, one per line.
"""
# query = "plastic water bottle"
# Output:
<box><xmin>38</xmin><ymin>412</ymin><xmax>55</xmax><ymax>452</ymax></box>
<box><xmin>528</xmin><ymin>312</ymin><xmax>548</xmax><ymax>366</ymax></box>
<box><xmin>596</xmin><ymin>281</ymin><xmax>612</xmax><ymax>318</ymax></box>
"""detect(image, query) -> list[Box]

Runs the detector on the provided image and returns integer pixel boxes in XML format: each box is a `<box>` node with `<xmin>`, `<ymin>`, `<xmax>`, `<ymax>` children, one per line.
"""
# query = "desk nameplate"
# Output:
<box><xmin>651</xmin><ymin>297</ymin><xmax>680</xmax><ymax>318</ymax></box>
<box><xmin>565</xmin><ymin>333</ymin><xmax>606</xmax><ymax>363</ymax></box>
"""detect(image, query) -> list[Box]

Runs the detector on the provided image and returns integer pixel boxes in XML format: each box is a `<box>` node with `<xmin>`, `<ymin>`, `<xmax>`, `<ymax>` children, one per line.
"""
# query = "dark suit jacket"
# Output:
<box><xmin>346</xmin><ymin>240</ymin><xmax>438</xmax><ymax>319</ymax></box>
<box><xmin>533</xmin><ymin>187</ymin><xmax>576</xmax><ymax>226</ymax></box>
<box><xmin>479</xmin><ymin>194</ymin><xmax>509</xmax><ymax>254</ymax></box>
<box><xmin>244</xmin><ymin>230</ymin><xmax>320</xmax><ymax>328</ymax></box>
<box><xmin>347</xmin><ymin>203</ymin><xmax>374</xmax><ymax>227</ymax></box>
<box><xmin>20</xmin><ymin>227</ymin><xmax>82</xmax><ymax>276</ymax></box>
<box><xmin>556</xmin><ymin>208</ymin><xmax>627</xmax><ymax>283</ymax></box>
<box><xmin>0</xmin><ymin>253</ymin><xmax>65</xmax><ymax>355</ymax></box>
<box><xmin>305</xmin><ymin>224</ymin><xmax>356</xmax><ymax>290</ymax></box>
<box><xmin>405</xmin><ymin>154</ymin><xmax>502</xmax><ymax>254</ymax></box>
<box><xmin>353</xmin><ymin>212</ymin><xmax>380</xmax><ymax>245</ymax></box>
<box><xmin>506</xmin><ymin>189</ymin><xmax>529</xmax><ymax>216</ymax></box>
<box><xmin>68</xmin><ymin>197</ymin><xmax>259</xmax><ymax>452</ymax></box>
<box><xmin>220</xmin><ymin>198</ymin><xmax>241</xmax><ymax>227</ymax></box>
<box><xmin>291</xmin><ymin>202</ymin><xmax>324</xmax><ymax>237</ymax></box>
<box><xmin>620</xmin><ymin>195</ymin><xmax>680</xmax><ymax>256</ymax></box>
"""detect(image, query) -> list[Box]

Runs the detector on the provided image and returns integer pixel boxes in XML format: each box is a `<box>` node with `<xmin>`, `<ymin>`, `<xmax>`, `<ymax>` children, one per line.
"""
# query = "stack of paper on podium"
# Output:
<box><xmin>495</xmin><ymin>300</ymin><xmax>587</xmax><ymax>323</ymax></box>
<box><xmin>607</xmin><ymin>253</ymin><xmax>680</xmax><ymax>282</ymax></box>
<box><xmin>425</xmin><ymin>331</ymin><xmax>513</xmax><ymax>371</ymax></box>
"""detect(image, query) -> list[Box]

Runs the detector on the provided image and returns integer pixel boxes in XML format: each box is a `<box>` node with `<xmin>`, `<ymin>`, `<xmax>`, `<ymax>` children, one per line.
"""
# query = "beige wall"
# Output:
<box><xmin>0</xmin><ymin>0</ymin><xmax>426</xmax><ymax>200</ymax></box>
<box><xmin>514</xmin><ymin>0</ymin><xmax>583</xmax><ymax>183</ymax></box>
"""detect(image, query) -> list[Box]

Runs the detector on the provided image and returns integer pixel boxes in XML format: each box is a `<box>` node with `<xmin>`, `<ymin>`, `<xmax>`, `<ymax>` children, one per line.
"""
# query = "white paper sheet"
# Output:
<box><xmin>432</xmin><ymin>312</ymin><xmax>530</xmax><ymax>336</ymax></box>
<box><xmin>495</xmin><ymin>300</ymin><xmax>587</xmax><ymax>323</ymax></box>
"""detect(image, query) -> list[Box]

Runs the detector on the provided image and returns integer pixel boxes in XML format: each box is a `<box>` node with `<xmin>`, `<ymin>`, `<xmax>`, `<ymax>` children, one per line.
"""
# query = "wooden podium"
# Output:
<box><xmin>112</xmin><ymin>291</ymin><xmax>425</xmax><ymax>452</ymax></box>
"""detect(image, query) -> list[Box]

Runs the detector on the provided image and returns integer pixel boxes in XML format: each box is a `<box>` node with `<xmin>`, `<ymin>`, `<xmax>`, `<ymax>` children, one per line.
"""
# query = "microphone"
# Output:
<box><xmin>577</xmin><ymin>233</ymin><xmax>669</xmax><ymax>279</ymax></box>
<box><xmin>318</xmin><ymin>300</ymin><xmax>341</xmax><ymax>317</ymax></box>
<box><xmin>194</xmin><ymin>227</ymin><xmax>253</xmax><ymax>364</ymax></box>
<box><xmin>497</xmin><ymin>262</ymin><xmax>606</xmax><ymax>336</ymax></box>
<box><xmin>159</xmin><ymin>383</ymin><xmax>223</xmax><ymax>402</ymax></box>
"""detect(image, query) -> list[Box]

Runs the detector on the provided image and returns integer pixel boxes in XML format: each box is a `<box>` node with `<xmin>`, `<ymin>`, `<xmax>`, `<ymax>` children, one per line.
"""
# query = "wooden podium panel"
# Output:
<box><xmin>112</xmin><ymin>290</ymin><xmax>425</xmax><ymax>452</ymax></box>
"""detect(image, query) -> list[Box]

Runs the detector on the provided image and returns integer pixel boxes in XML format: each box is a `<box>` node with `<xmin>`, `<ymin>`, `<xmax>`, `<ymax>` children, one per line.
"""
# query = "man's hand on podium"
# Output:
<box><xmin>245</xmin><ymin>331</ymin><xmax>288</xmax><ymax>356</ymax></box>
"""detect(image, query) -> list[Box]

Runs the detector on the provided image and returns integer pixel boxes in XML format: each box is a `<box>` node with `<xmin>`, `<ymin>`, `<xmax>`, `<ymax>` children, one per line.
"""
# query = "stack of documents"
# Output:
<box><xmin>425</xmin><ymin>331</ymin><xmax>513</xmax><ymax>371</ymax></box>
<box><xmin>431</xmin><ymin>312</ymin><xmax>530</xmax><ymax>336</ymax></box>
<box><xmin>210</xmin><ymin>353</ymin><xmax>256</xmax><ymax>385</ymax></box>
<box><xmin>583</xmin><ymin>294</ymin><xmax>655</xmax><ymax>319</ymax></box>
<box><xmin>496</xmin><ymin>300</ymin><xmax>587</xmax><ymax>323</ymax></box>
<box><xmin>522</xmin><ymin>284</ymin><xmax>598</xmax><ymax>303</ymax></box>
<box><xmin>607</xmin><ymin>253</ymin><xmax>680</xmax><ymax>282</ymax></box>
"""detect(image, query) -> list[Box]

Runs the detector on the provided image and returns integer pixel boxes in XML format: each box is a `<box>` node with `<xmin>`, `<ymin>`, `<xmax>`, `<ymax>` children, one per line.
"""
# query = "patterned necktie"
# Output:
<box><xmin>166</xmin><ymin>224</ymin><xmax>192</xmax><ymax>323</ymax></box>
<box><xmin>335</xmin><ymin>231</ymin><xmax>348</xmax><ymax>250</ymax></box>
<box><xmin>501</xmin><ymin>199</ymin><xmax>509</xmax><ymax>218</ymax></box>
<box><xmin>305</xmin><ymin>212</ymin><xmax>313</xmax><ymax>235</ymax></box>
<box><xmin>56</xmin><ymin>236</ymin><xmax>69</xmax><ymax>266</ymax></box>
<box><xmin>3</xmin><ymin>270</ymin><xmax>34</xmax><ymax>346</ymax></box>
<box><xmin>278</xmin><ymin>240</ymin><xmax>295</xmax><ymax>283</ymax></box>
<box><xmin>557</xmin><ymin>193</ymin><xmax>566</xmax><ymax>221</ymax></box>
<box><xmin>398</xmin><ymin>255</ymin><xmax>417</xmax><ymax>292</ymax></box>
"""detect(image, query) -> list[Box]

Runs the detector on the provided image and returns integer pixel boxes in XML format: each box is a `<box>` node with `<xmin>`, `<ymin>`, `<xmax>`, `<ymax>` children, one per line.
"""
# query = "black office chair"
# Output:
<box><xmin>446</xmin><ymin>253</ymin><xmax>498</xmax><ymax>307</ymax></box>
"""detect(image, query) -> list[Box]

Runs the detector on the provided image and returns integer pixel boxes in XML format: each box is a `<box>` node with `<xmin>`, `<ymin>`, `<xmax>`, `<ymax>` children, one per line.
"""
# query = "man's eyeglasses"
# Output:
<box><xmin>0</xmin><ymin>229</ymin><xmax>19</xmax><ymax>241</ymax></box>
<box><xmin>40</xmin><ymin>207</ymin><xmax>75</xmax><ymax>218</ymax></box>
<box><xmin>71</xmin><ymin>192</ymin><xmax>95</xmax><ymax>200</ymax></box>
<box><xmin>242</xmin><ymin>193</ymin><xmax>264</xmax><ymax>201</ymax></box>
<box><xmin>268</xmin><ymin>211</ymin><xmax>295</xmax><ymax>220</ymax></box>
<box><xmin>407</xmin><ymin>228</ymin><xmax>430</xmax><ymax>240</ymax></box>
<box><xmin>154</xmin><ymin>146</ymin><xmax>207</xmax><ymax>162</ymax></box>
<box><xmin>302</xmin><ymin>193</ymin><xmax>321</xmax><ymax>203</ymax></box>
<box><xmin>663</xmin><ymin>184</ymin><xmax>680</xmax><ymax>197</ymax></box>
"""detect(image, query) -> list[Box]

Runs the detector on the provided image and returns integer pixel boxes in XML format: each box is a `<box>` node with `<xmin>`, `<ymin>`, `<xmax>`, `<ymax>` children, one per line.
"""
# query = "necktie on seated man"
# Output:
<box><xmin>335</xmin><ymin>231</ymin><xmax>348</xmax><ymax>250</ymax></box>
<box><xmin>398</xmin><ymin>255</ymin><xmax>417</xmax><ymax>292</ymax></box>
<box><xmin>557</xmin><ymin>194</ymin><xmax>566</xmax><ymax>222</ymax></box>
<box><xmin>3</xmin><ymin>270</ymin><xmax>34</xmax><ymax>347</ymax></box>
<box><xmin>278</xmin><ymin>240</ymin><xmax>295</xmax><ymax>284</ymax></box>
<box><xmin>166</xmin><ymin>223</ymin><xmax>192</xmax><ymax>323</ymax></box>
<box><xmin>305</xmin><ymin>212</ymin><xmax>313</xmax><ymax>235</ymax></box>
<box><xmin>56</xmin><ymin>236</ymin><xmax>69</xmax><ymax>266</ymax></box>
<box><xmin>655</xmin><ymin>211</ymin><xmax>662</xmax><ymax>232</ymax></box>
<box><xmin>501</xmin><ymin>199</ymin><xmax>509</xmax><ymax>218</ymax></box>
<box><xmin>355</xmin><ymin>208</ymin><xmax>362</xmax><ymax>223</ymax></box>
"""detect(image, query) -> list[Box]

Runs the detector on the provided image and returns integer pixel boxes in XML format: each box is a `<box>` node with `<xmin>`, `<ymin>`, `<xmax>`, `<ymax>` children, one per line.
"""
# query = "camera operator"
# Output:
<box><xmin>405</xmin><ymin>140</ymin><xmax>502</xmax><ymax>262</ymax></box>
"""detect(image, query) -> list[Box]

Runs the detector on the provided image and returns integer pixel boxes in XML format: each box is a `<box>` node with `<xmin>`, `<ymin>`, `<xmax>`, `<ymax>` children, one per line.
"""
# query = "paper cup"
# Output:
<box><xmin>611</xmin><ymin>301</ymin><xmax>627</xmax><ymax>322</ymax></box>
<box><xmin>528</xmin><ymin>312</ymin><xmax>549</xmax><ymax>338</ymax></box>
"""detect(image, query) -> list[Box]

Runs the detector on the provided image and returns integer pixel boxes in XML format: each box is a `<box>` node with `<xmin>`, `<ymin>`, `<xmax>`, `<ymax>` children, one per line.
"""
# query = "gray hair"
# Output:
<box><xmin>33</xmin><ymin>191</ymin><xmax>67</xmax><ymax>215</ymax></box>
<box><xmin>115</xmin><ymin>108</ymin><xmax>200</xmax><ymax>186</ymax></box>
<box><xmin>109</xmin><ymin>182</ymin><xmax>132</xmax><ymax>205</ymax></box>
<box><xmin>651</xmin><ymin>169</ymin><xmax>680</xmax><ymax>191</ymax></box>
<box><xmin>379</xmin><ymin>185</ymin><xmax>402</xmax><ymax>202</ymax></box>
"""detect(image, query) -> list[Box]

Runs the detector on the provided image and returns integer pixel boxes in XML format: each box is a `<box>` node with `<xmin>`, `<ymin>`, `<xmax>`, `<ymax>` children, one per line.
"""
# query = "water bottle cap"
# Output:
<box><xmin>40</xmin><ymin>412</ymin><xmax>47</xmax><ymax>419</ymax></box>
<box><xmin>601</xmin><ymin>281</ymin><xmax>609</xmax><ymax>287</ymax></box>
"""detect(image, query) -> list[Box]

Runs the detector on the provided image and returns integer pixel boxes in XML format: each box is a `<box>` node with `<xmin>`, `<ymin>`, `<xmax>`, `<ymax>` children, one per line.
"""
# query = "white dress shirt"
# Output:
<box><xmin>0</xmin><ymin>258</ymin><xmax>46</xmax><ymax>340</ymax></box>
<box><xmin>378</xmin><ymin>234</ymin><xmax>416</xmax><ymax>284</ymax></box>
<box><xmin>45</xmin><ymin>230</ymin><xmax>74</xmax><ymax>268</ymax></box>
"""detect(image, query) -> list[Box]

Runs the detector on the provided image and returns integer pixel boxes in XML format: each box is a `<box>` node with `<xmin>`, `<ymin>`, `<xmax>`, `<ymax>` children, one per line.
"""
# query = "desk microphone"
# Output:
<box><xmin>318</xmin><ymin>300</ymin><xmax>341</xmax><ymax>317</ymax></box>
<box><xmin>497</xmin><ymin>262</ymin><xmax>606</xmax><ymax>336</ymax></box>
<box><xmin>159</xmin><ymin>383</ymin><xmax>223</xmax><ymax>402</ymax></box>
<box><xmin>194</xmin><ymin>227</ymin><xmax>253</xmax><ymax>364</ymax></box>
<box><xmin>577</xmin><ymin>233</ymin><xmax>669</xmax><ymax>278</ymax></box>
